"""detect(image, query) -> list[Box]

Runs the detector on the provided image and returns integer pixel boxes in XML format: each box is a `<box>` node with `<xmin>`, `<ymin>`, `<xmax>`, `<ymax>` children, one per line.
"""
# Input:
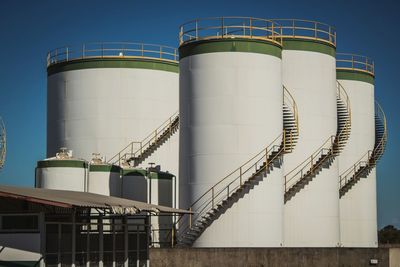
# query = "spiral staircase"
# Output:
<box><xmin>284</xmin><ymin>81</ymin><xmax>351</xmax><ymax>203</ymax></box>
<box><xmin>339</xmin><ymin>101</ymin><xmax>387</xmax><ymax>197</ymax></box>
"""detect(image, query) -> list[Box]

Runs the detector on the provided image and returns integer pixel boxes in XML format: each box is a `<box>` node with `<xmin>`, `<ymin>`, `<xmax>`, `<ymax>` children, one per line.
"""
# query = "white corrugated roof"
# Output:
<box><xmin>0</xmin><ymin>185</ymin><xmax>190</xmax><ymax>215</ymax></box>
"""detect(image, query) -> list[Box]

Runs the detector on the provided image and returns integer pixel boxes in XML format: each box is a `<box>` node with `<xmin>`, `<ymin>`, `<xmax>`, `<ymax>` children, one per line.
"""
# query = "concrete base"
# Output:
<box><xmin>149</xmin><ymin>247</ymin><xmax>399</xmax><ymax>267</ymax></box>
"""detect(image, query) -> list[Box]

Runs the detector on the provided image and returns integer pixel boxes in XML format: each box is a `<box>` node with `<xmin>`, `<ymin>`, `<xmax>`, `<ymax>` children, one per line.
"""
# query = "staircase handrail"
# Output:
<box><xmin>284</xmin><ymin>81</ymin><xmax>351</xmax><ymax>192</ymax></box>
<box><xmin>107</xmin><ymin>111</ymin><xmax>179</xmax><ymax>165</ymax></box>
<box><xmin>338</xmin><ymin>100</ymin><xmax>387</xmax><ymax>191</ymax></box>
<box><xmin>283</xmin><ymin>85</ymin><xmax>299</xmax><ymax>136</ymax></box>
<box><xmin>176</xmin><ymin>132</ymin><xmax>284</xmax><ymax>240</ymax></box>
<box><xmin>339</xmin><ymin>150</ymin><xmax>371</xmax><ymax>188</ymax></box>
<box><xmin>335</xmin><ymin>81</ymin><xmax>352</xmax><ymax>148</ymax></box>
<box><xmin>284</xmin><ymin>134</ymin><xmax>335</xmax><ymax>191</ymax></box>
<box><xmin>373</xmin><ymin>100</ymin><xmax>387</xmax><ymax>160</ymax></box>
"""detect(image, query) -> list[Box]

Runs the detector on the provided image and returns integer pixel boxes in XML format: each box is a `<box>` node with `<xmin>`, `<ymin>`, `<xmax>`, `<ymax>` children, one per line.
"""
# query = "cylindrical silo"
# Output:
<box><xmin>336</xmin><ymin>53</ymin><xmax>377</xmax><ymax>247</ymax></box>
<box><xmin>36</xmin><ymin>147</ymin><xmax>87</xmax><ymax>191</ymax></box>
<box><xmin>179</xmin><ymin>17</ymin><xmax>284</xmax><ymax>247</ymax></box>
<box><xmin>278</xmin><ymin>19</ymin><xmax>340</xmax><ymax>247</ymax></box>
<box><xmin>46</xmin><ymin>42</ymin><xmax>179</xmax><ymax>177</ymax></box>
<box><xmin>88</xmin><ymin>154</ymin><xmax>121</xmax><ymax>197</ymax></box>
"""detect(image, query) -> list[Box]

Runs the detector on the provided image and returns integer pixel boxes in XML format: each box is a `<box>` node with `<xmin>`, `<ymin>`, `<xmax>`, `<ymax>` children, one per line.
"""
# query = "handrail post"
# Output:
<box><xmin>328</xmin><ymin>27</ymin><xmax>332</xmax><ymax>43</ymax></box>
<box><xmin>239</xmin><ymin>167</ymin><xmax>242</xmax><ymax>186</ymax></box>
<box><xmin>290</xmin><ymin>130</ymin><xmax>293</xmax><ymax>152</ymax></box>
<box><xmin>250</xmin><ymin>17</ymin><xmax>253</xmax><ymax>38</ymax></box>
<box><xmin>82</xmin><ymin>44</ymin><xmax>85</xmax><ymax>59</ymax></box>
<box><xmin>195</xmin><ymin>20</ymin><xmax>198</xmax><ymax>40</ymax></box>
<box><xmin>179</xmin><ymin>26</ymin><xmax>183</xmax><ymax>44</ymax></box>
<box><xmin>212</xmin><ymin>187</ymin><xmax>215</xmax><ymax>209</ymax></box>
<box><xmin>140</xmin><ymin>143</ymin><xmax>143</xmax><ymax>155</ymax></box>
<box><xmin>266</xmin><ymin>147</ymin><xmax>269</xmax><ymax>166</ymax></box>
<box><xmin>160</xmin><ymin>46</ymin><xmax>162</xmax><ymax>59</ymax></box>
<box><xmin>189</xmin><ymin>208</ymin><xmax>192</xmax><ymax>229</ymax></box>
<box><xmin>66</xmin><ymin>47</ymin><xmax>69</xmax><ymax>61</ymax></box>
<box><xmin>221</xmin><ymin>17</ymin><xmax>224</xmax><ymax>38</ymax></box>
<box><xmin>352</xmin><ymin>55</ymin><xmax>354</xmax><ymax>70</ymax></box>
<box><xmin>271</xmin><ymin>22</ymin><xmax>274</xmax><ymax>39</ymax></box>
<box><xmin>292</xmin><ymin>19</ymin><xmax>295</xmax><ymax>37</ymax></box>
<box><xmin>283</xmin><ymin>130</ymin><xmax>286</xmax><ymax>152</ymax></box>
<box><xmin>314</xmin><ymin>22</ymin><xmax>318</xmax><ymax>39</ymax></box>
<box><xmin>142</xmin><ymin>43</ymin><xmax>144</xmax><ymax>57</ymax></box>
<box><xmin>171</xmin><ymin>226</ymin><xmax>175</xmax><ymax>248</ymax></box>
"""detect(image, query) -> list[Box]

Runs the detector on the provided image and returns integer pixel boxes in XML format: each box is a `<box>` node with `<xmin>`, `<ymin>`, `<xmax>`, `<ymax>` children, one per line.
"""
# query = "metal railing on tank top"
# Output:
<box><xmin>179</xmin><ymin>17</ymin><xmax>283</xmax><ymax>45</ymax></box>
<box><xmin>47</xmin><ymin>42</ymin><xmax>178</xmax><ymax>67</ymax></box>
<box><xmin>272</xmin><ymin>19</ymin><xmax>336</xmax><ymax>46</ymax></box>
<box><xmin>336</xmin><ymin>53</ymin><xmax>375</xmax><ymax>76</ymax></box>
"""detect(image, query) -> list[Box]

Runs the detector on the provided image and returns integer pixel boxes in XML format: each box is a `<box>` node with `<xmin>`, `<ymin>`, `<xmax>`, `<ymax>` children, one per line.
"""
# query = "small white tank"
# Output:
<box><xmin>36</xmin><ymin>147</ymin><xmax>87</xmax><ymax>192</ymax></box>
<box><xmin>88</xmin><ymin>153</ymin><xmax>121</xmax><ymax>197</ymax></box>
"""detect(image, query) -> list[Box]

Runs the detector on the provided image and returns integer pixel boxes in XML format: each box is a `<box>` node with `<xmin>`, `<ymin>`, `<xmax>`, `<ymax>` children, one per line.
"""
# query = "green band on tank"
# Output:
<box><xmin>282</xmin><ymin>38</ymin><xmax>336</xmax><ymax>57</ymax></box>
<box><xmin>337</xmin><ymin>69</ymin><xmax>375</xmax><ymax>85</ymax></box>
<box><xmin>148</xmin><ymin>171</ymin><xmax>175</xmax><ymax>180</ymax></box>
<box><xmin>89</xmin><ymin>164</ymin><xmax>121</xmax><ymax>173</ymax></box>
<box><xmin>122</xmin><ymin>168</ymin><xmax>147</xmax><ymax>177</ymax></box>
<box><xmin>47</xmin><ymin>58</ymin><xmax>179</xmax><ymax>76</ymax></box>
<box><xmin>37</xmin><ymin>160</ymin><xmax>87</xmax><ymax>168</ymax></box>
<box><xmin>179</xmin><ymin>39</ymin><xmax>282</xmax><ymax>59</ymax></box>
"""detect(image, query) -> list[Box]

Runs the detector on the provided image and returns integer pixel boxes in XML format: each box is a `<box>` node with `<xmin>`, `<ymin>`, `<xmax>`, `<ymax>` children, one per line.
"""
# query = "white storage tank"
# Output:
<box><xmin>36</xmin><ymin>147</ymin><xmax>87</xmax><ymax>191</ymax></box>
<box><xmin>88</xmin><ymin>153</ymin><xmax>121</xmax><ymax>197</ymax></box>
<box><xmin>277</xmin><ymin>19</ymin><xmax>340</xmax><ymax>247</ymax></box>
<box><xmin>179</xmin><ymin>17</ymin><xmax>284</xmax><ymax>247</ymax></box>
<box><xmin>336</xmin><ymin>53</ymin><xmax>377</xmax><ymax>247</ymax></box>
<box><xmin>46</xmin><ymin>42</ymin><xmax>179</xmax><ymax>166</ymax></box>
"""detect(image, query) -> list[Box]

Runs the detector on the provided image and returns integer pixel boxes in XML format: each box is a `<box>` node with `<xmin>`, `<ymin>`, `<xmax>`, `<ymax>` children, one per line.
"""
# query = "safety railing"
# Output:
<box><xmin>0</xmin><ymin>117</ymin><xmax>5</xmax><ymax>169</ymax></box>
<box><xmin>179</xmin><ymin>17</ymin><xmax>283</xmax><ymax>45</ymax></box>
<box><xmin>108</xmin><ymin>111</ymin><xmax>179</xmax><ymax>165</ymax></box>
<box><xmin>284</xmin><ymin>81</ymin><xmax>351</xmax><ymax>193</ymax></box>
<box><xmin>175</xmin><ymin>133</ymin><xmax>284</xmax><ymax>243</ymax></box>
<box><xmin>283</xmin><ymin>85</ymin><xmax>299</xmax><ymax>132</ymax></box>
<box><xmin>336</xmin><ymin>81</ymin><xmax>352</xmax><ymax>152</ymax></box>
<box><xmin>283</xmin><ymin>85</ymin><xmax>299</xmax><ymax>152</ymax></box>
<box><xmin>373</xmin><ymin>100</ymin><xmax>387</xmax><ymax>162</ymax></box>
<box><xmin>272</xmin><ymin>19</ymin><xmax>336</xmax><ymax>46</ymax></box>
<box><xmin>339</xmin><ymin>100</ymin><xmax>386</xmax><ymax>192</ymax></box>
<box><xmin>337</xmin><ymin>53</ymin><xmax>374</xmax><ymax>76</ymax></box>
<box><xmin>339</xmin><ymin>151</ymin><xmax>371</xmax><ymax>189</ymax></box>
<box><xmin>284</xmin><ymin>135</ymin><xmax>335</xmax><ymax>192</ymax></box>
<box><xmin>47</xmin><ymin>42</ymin><xmax>178</xmax><ymax>67</ymax></box>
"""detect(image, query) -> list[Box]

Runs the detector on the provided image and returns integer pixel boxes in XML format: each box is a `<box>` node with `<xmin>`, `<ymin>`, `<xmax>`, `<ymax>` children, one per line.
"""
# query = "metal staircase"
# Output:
<box><xmin>108</xmin><ymin>111</ymin><xmax>179</xmax><ymax>166</ymax></box>
<box><xmin>339</xmin><ymin>101</ymin><xmax>387</xmax><ymax>197</ymax></box>
<box><xmin>173</xmin><ymin>86</ymin><xmax>299</xmax><ymax>247</ymax></box>
<box><xmin>284</xmin><ymin>81</ymin><xmax>351</xmax><ymax>202</ymax></box>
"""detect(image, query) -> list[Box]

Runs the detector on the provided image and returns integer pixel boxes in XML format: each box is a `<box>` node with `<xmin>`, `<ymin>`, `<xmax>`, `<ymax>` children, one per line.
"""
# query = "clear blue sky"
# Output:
<box><xmin>0</xmin><ymin>0</ymin><xmax>398</xmax><ymax>229</ymax></box>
